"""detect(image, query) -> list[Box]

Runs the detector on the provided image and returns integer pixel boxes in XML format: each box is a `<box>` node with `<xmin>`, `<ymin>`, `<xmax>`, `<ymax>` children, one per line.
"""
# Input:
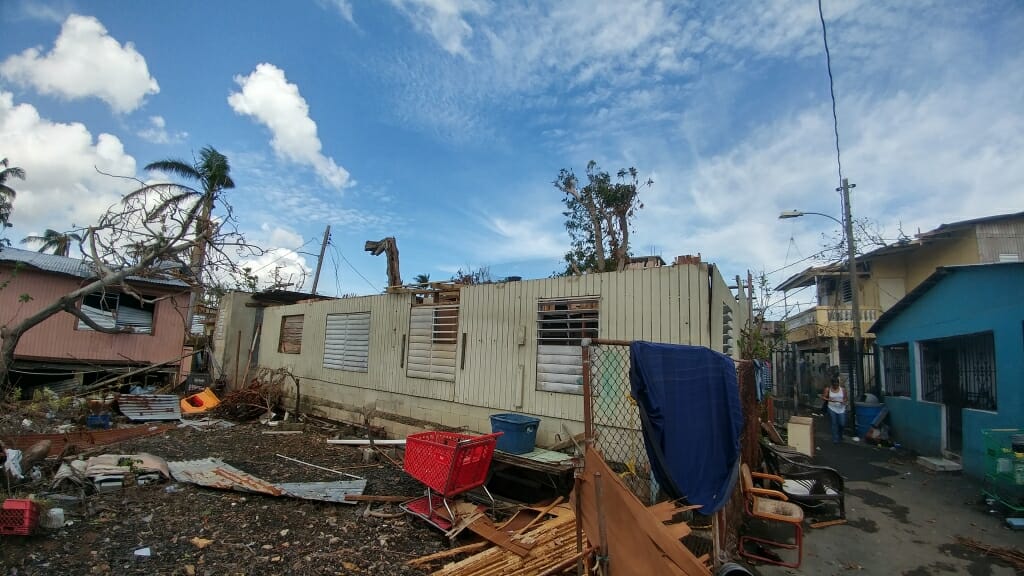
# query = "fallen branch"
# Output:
<box><xmin>955</xmin><ymin>535</ymin><xmax>1024</xmax><ymax>571</ymax></box>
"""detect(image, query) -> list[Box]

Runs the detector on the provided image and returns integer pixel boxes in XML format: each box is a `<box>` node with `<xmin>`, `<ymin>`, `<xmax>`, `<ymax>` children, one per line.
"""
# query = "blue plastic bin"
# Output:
<box><xmin>87</xmin><ymin>414</ymin><xmax>112</xmax><ymax>430</ymax></box>
<box><xmin>854</xmin><ymin>403</ymin><xmax>884</xmax><ymax>438</ymax></box>
<box><xmin>489</xmin><ymin>413</ymin><xmax>540</xmax><ymax>454</ymax></box>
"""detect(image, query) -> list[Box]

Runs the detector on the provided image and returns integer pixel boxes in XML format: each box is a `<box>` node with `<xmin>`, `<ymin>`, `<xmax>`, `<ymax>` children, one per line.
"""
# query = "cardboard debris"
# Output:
<box><xmin>167</xmin><ymin>458</ymin><xmax>366</xmax><ymax>503</ymax></box>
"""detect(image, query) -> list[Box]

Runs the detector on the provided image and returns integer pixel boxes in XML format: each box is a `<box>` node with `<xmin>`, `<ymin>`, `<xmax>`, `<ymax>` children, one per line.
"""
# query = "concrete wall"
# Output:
<box><xmin>254</xmin><ymin>264</ymin><xmax>741</xmax><ymax>445</ymax></box>
<box><xmin>903</xmin><ymin>231</ymin><xmax>979</xmax><ymax>289</ymax></box>
<box><xmin>876</xmin><ymin>264</ymin><xmax>1024</xmax><ymax>477</ymax></box>
<box><xmin>211</xmin><ymin>292</ymin><xmax>260</xmax><ymax>389</ymax></box>
<box><xmin>1</xmin><ymin>265</ymin><xmax>190</xmax><ymax>366</ymax></box>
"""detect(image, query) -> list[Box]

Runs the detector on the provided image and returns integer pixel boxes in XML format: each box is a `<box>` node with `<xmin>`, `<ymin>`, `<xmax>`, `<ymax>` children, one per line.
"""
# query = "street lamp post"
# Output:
<box><xmin>779</xmin><ymin>178</ymin><xmax>864</xmax><ymax>406</ymax></box>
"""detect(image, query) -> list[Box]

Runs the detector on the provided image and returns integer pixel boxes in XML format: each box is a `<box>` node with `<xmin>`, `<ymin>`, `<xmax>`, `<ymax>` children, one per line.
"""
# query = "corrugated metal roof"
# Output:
<box><xmin>0</xmin><ymin>247</ymin><xmax>189</xmax><ymax>288</ymax></box>
<box><xmin>118</xmin><ymin>394</ymin><xmax>182</xmax><ymax>421</ymax></box>
<box><xmin>167</xmin><ymin>458</ymin><xmax>366</xmax><ymax>503</ymax></box>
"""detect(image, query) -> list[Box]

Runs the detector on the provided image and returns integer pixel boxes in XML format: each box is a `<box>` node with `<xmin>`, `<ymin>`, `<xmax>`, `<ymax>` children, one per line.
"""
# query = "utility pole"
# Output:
<box><xmin>311</xmin><ymin>225</ymin><xmax>331</xmax><ymax>295</ymax></box>
<box><xmin>839</xmin><ymin>178</ymin><xmax>863</xmax><ymax>404</ymax></box>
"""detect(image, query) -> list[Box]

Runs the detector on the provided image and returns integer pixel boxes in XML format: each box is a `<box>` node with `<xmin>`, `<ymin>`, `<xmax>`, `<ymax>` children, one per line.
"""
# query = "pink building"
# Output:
<box><xmin>1</xmin><ymin>247</ymin><xmax>191</xmax><ymax>392</ymax></box>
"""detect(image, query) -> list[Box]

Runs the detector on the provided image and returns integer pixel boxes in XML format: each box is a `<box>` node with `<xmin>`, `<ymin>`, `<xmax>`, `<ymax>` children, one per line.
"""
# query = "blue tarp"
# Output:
<box><xmin>629</xmin><ymin>341</ymin><xmax>743</xmax><ymax>514</ymax></box>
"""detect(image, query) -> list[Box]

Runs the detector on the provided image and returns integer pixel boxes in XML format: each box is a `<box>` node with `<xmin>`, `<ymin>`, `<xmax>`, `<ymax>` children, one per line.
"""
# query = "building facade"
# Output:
<box><xmin>221</xmin><ymin>262</ymin><xmax>748</xmax><ymax>446</ymax></box>
<box><xmin>871</xmin><ymin>262</ymin><xmax>1024</xmax><ymax>477</ymax></box>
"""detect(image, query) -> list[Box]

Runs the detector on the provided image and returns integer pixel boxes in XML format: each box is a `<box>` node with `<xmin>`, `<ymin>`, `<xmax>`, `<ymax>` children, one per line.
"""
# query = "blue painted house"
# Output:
<box><xmin>870</xmin><ymin>262</ymin><xmax>1024</xmax><ymax>478</ymax></box>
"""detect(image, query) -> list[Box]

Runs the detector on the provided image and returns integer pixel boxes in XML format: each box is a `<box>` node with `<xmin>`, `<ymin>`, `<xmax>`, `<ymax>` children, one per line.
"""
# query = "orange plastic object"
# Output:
<box><xmin>180</xmin><ymin>388</ymin><xmax>221</xmax><ymax>414</ymax></box>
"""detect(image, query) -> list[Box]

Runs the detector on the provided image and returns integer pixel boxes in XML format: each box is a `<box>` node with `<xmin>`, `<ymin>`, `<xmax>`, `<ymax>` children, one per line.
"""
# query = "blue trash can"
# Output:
<box><xmin>854</xmin><ymin>403</ymin><xmax>884</xmax><ymax>438</ymax></box>
<box><xmin>489</xmin><ymin>413</ymin><xmax>540</xmax><ymax>454</ymax></box>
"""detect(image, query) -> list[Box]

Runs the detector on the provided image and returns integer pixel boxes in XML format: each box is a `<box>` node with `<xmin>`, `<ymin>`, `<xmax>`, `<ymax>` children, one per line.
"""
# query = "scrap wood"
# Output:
<box><xmin>515</xmin><ymin>496</ymin><xmax>564</xmax><ymax>535</ymax></box>
<box><xmin>578</xmin><ymin>446</ymin><xmax>711</xmax><ymax>575</ymax></box>
<box><xmin>344</xmin><ymin>494</ymin><xmax>416</xmax><ymax>503</ymax></box>
<box><xmin>407</xmin><ymin>542</ymin><xmax>490</xmax><ymax>567</ymax></box>
<box><xmin>431</xmin><ymin>507</ymin><xmax>579</xmax><ymax>576</ymax></box>
<box><xmin>810</xmin><ymin>519</ymin><xmax>848</xmax><ymax>529</ymax></box>
<box><xmin>464</xmin><ymin>516</ymin><xmax>534</xmax><ymax>557</ymax></box>
<box><xmin>955</xmin><ymin>536</ymin><xmax>1024</xmax><ymax>571</ymax></box>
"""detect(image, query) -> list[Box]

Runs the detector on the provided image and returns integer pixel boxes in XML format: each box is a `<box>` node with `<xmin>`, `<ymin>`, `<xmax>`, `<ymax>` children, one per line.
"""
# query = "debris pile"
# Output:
<box><xmin>211</xmin><ymin>368</ymin><xmax>287</xmax><ymax>420</ymax></box>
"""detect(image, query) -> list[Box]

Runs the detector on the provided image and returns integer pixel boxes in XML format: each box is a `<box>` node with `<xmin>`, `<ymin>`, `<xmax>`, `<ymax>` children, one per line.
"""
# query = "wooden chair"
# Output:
<box><xmin>761</xmin><ymin>442</ymin><xmax>845</xmax><ymax>520</ymax></box>
<box><xmin>739</xmin><ymin>463</ymin><xmax>804</xmax><ymax>568</ymax></box>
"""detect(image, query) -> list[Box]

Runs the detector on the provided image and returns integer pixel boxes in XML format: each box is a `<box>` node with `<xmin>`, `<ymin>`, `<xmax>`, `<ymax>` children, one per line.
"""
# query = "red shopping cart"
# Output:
<box><xmin>401</xmin><ymin>431</ymin><xmax>501</xmax><ymax>530</ymax></box>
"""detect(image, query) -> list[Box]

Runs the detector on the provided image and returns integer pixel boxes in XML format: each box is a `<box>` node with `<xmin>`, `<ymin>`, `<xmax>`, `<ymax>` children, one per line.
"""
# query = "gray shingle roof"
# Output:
<box><xmin>0</xmin><ymin>247</ymin><xmax>189</xmax><ymax>288</ymax></box>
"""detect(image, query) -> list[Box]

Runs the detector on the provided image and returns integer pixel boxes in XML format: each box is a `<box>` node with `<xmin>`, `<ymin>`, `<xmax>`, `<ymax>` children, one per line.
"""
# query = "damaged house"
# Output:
<box><xmin>215</xmin><ymin>258</ymin><xmax>749</xmax><ymax>446</ymax></box>
<box><xmin>0</xmin><ymin>247</ymin><xmax>193</xmax><ymax>394</ymax></box>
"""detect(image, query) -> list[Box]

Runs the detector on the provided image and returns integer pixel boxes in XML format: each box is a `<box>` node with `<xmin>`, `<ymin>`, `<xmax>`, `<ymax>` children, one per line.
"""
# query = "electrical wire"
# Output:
<box><xmin>818</xmin><ymin>0</ymin><xmax>844</xmax><ymax>188</ymax></box>
<box><xmin>330</xmin><ymin>242</ymin><xmax>379</xmax><ymax>293</ymax></box>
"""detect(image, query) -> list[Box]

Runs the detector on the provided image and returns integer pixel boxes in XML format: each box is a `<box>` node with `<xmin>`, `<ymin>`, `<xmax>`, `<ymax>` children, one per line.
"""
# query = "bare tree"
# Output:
<box><xmin>0</xmin><ymin>173</ymin><xmax>260</xmax><ymax>397</ymax></box>
<box><xmin>555</xmin><ymin>161</ymin><xmax>651</xmax><ymax>275</ymax></box>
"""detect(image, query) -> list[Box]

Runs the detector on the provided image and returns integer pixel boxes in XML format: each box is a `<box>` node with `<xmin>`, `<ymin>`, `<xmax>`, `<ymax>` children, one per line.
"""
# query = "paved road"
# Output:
<box><xmin>751</xmin><ymin>415</ymin><xmax>1021</xmax><ymax>576</ymax></box>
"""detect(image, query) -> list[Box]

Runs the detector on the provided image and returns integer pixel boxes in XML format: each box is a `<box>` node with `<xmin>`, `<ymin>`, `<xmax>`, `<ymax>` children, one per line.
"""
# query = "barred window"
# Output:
<box><xmin>919</xmin><ymin>332</ymin><xmax>996</xmax><ymax>410</ymax></box>
<box><xmin>536</xmin><ymin>297</ymin><xmax>599</xmax><ymax>393</ymax></box>
<box><xmin>881</xmin><ymin>343</ymin><xmax>910</xmax><ymax>397</ymax></box>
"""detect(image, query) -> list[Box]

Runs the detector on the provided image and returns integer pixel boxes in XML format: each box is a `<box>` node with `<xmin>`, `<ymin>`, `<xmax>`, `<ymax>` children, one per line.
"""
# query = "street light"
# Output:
<box><xmin>778</xmin><ymin>178</ymin><xmax>864</xmax><ymax>407</ymax></box>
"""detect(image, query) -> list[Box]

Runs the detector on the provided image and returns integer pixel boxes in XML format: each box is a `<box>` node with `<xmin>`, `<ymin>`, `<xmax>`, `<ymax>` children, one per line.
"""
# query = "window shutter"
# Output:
<box><xmin>279</xmin><ymin>315</ymin><xmax>304</xmax><ymax>354</ymax></box>
<box><xmin>407</xmin><ymin>305</ymin><xmax>458</xmax><ymax>381</ymax></box>
<box><xmin>323</xmin><ymin>312</ymin><xmax>370</xmax><ymax>372</ymax></box>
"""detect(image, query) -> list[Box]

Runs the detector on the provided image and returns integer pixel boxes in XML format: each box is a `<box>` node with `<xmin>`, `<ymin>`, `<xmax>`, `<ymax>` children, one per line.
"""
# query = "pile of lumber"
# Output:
<box><xmin>410</xmin><ymin>503</ymin><xmax>583</xmax><ymax>576</ymax></box>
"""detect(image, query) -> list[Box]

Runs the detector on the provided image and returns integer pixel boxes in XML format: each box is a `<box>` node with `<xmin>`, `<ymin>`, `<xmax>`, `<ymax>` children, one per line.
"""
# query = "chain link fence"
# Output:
<box><xmin>584</xmin><ymin>340</ymin><xmax>653</xmax><ymax>503</ymax></box>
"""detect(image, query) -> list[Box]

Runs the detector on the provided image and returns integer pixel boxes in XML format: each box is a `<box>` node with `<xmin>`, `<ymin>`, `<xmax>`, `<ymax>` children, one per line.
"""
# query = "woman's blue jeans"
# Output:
<box><xmin>829</xmin><ymin>409</ymin><xmax>847</xmax><ymax>443</ymax></box>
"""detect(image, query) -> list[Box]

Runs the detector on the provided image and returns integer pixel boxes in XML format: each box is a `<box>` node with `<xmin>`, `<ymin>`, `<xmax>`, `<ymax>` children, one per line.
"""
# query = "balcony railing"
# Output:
<box><xmin>784</xmin><ymin>305</ymin><xmax>882</xmax><ymax>340</ymax></box>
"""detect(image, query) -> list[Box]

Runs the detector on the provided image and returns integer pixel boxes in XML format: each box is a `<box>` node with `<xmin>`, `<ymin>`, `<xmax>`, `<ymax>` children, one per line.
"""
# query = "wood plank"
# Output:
<box><xmin>465</xmin><ymin>516</ymin><xmax>534</xmax><ymax>557</ymax></box>
<box><xmin>579</xmin><ymin>447</ymin><xmax>711</xmax><ymax>575</ymax></box>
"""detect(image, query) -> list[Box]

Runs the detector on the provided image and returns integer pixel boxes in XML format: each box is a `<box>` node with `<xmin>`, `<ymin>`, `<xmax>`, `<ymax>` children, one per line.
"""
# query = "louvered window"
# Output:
<box><xmin>536</xmin><ymin>297</ymin><xmax>599</xmax><ymax>393</ymax></box>
<box><xmin>323</xmin><ymin>312</ymin><xmax>370</xmax><ymax>372</ymax></box>
<box><xmin>278</xmin><ymin>315</ymin><xmax>304</xmax><ymax>354</ymax></box>
<box><xmin>407</xmin><ymin>304</ymin><xmax>458</xmax><ymax>381</ymax></box>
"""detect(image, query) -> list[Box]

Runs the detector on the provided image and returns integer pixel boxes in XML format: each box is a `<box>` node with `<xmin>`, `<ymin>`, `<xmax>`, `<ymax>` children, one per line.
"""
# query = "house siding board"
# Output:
<box><xmin>977</xmin><ymin>221</ymin><xmax>1024</xmax><ymax>263</ymax></box>
<box><xmin>875</xmin><ymin>264</ymin><xmax>1024</xmax><ymax>478</ymax></box>
<box><xmin>1</xmin><ymin>266</ymin><xmax>187</xmax><ymax>366</ymax></box>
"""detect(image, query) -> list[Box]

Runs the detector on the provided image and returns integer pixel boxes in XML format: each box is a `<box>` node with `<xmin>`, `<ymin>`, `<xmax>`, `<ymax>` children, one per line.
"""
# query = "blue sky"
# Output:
<box><xmin>1</xmin><ymin>0</ymin><xmax>1022</xmax><ymax>315</ymax></box>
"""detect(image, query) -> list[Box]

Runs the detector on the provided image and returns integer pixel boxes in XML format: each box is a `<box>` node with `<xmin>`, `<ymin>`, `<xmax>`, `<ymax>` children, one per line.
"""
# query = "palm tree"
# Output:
<box><xmin>413</xmin><ymin>273</ymin><xmax>430</xmax><ymax>285</ymax></box>
<box><xmin>20</xmin><ymin>229</ymin><xmax>84</xmax><ymax>256</ymax></box>
<box><xmin>133</xmin><ymin>146</ymin><xmax>235</xmax><ymax>283</ymax></box>
<box><xmin>0</xmin><ymin>157</ymin><xmax>26</xmax><ymax>233</ymax></box>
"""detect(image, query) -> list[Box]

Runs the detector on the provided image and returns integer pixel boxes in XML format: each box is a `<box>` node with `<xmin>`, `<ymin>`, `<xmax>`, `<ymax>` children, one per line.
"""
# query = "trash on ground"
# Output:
<box><xmin>1</xmin><ymin>424</ymin><xmax>176</xmax><ymax>457</ymax></box>
<box><xmin>0</xmin><ymin>499</ymin><xmax>41</xmax><ymax>536</ymax></box>
<box><xmin>118</xmin><ymin>394</ymin><xmax>182</xmax><ymax>421</ymax></box>
<box><xmin>180</xmin><ymin>388</ymin><xmax>221</xmax><ymax>414</ymax></box>
<box><xmin>167</xmin><ymin>457</ymin><xmax>366</xmax><ymax>503</ymax></box>
<box><xmin>83</xmin><ymin>453</ymin><xmax>170</xmax><ymax>490</ymax></box>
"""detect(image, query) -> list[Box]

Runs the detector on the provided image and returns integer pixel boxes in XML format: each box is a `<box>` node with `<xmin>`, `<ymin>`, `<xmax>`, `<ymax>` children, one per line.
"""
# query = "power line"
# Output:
<box><xmin>330</xmin><ymin>241</ymin><xmax>379</xmax><ymax>293</ymax></box>
<box><xmin>818</xmin><ymin>0</ymin><xmax>844</xmax><ymax>187</ymax></box>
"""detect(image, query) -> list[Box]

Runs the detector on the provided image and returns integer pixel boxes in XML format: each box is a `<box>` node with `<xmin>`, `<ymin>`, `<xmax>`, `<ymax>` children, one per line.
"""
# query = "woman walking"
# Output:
<box><xmin>822</xmin><ymin>376</ymin><xmax>849</xmax><ymax>444</ymax></box>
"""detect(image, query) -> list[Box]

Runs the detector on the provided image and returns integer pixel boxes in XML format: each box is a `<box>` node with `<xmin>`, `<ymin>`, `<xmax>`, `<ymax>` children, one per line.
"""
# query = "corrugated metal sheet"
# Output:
<box><xmin>167</xmin><ymin>458</ymin><xmax>365</xmax><ymax>503</ymax></box>
<box><xmin>323</xmin><ymin>312</ymin><xmax>370</xmax><ymax>372</ymax></box>
<box><xmin>1</xmin><ymin>423</ymin><xmax>177</xmax><ymax>456</ymax></box>
<box><xmin>118</xmin><ymin>394</ymin><xmax>182</xmax><ymax>420</ymax></box>
<box><xmin>407</xmin><ymin>305</ymin><xmax>457</xmax><ymax>382</ymax></box>
<box><xmin>0</xmin><ymin>247</ymin><xmax>188</xmax><ymax>287</ymax></box>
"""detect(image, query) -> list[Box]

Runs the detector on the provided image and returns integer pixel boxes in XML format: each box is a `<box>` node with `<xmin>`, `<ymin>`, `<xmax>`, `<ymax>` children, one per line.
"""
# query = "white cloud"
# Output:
<box><xmin>0</xmin><ymin>14</ymin><xmax>159</xmax><ymax>114</ymax></box>
<box><xmin>137</xmin><ymin>115</ymin><xmax>187</xmax><ymax>145</ymax></box>
<box><xmin>478</xmin><ymin>215</ymin><xmax>565</xmax><ymax>262</ymax></box>
<box><xmin>228</xmin><ymin>63</ymin><xmax>352</xmax><ymax>189</ymax></box>
<box><xmin>240</xmin><ymin>249</ymin><xmax>312</xmax><ymax>291</ymax></box>
<box><xmin>261</xmin><ymin>223</ymin><xmax>305</xmax><ymax>250</ymax></box>
<box><xmin>0</xmin><ymin>92</ymin><xmax>137</xmax><ymax>241</ymax></box>
<box><xmin>317</xmin><ymin>0</ymin><xmax>355</xmax><ymax>24</ymax></box>
<box><xmin>388</xmin><ymin>0</ymin><xmax>488</xmax><ymax>57</ymax></box>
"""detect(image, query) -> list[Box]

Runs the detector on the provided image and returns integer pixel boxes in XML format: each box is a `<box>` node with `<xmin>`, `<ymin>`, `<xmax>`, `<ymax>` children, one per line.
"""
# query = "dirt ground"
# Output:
<box><xmin>1</xmin><ymin>420</ymin><xmax>460</xmax><ymax>575</ymax></box>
